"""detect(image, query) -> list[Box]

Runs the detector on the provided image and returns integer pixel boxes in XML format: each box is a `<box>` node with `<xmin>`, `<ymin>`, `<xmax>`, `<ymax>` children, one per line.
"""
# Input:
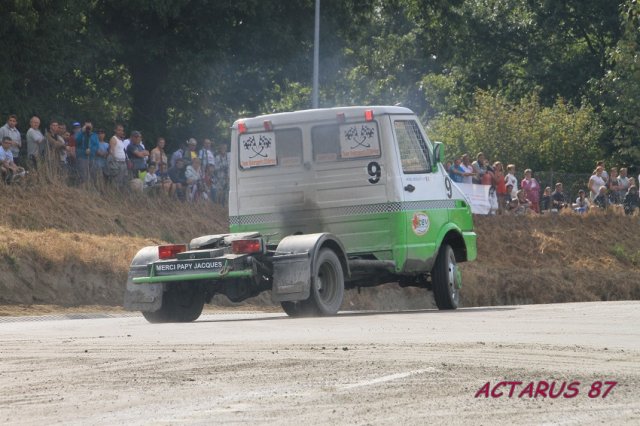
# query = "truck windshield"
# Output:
<box><xmin>394</xmin><ymin>120</ymin><xmax>431</xmax><ymax>174</ymax></box>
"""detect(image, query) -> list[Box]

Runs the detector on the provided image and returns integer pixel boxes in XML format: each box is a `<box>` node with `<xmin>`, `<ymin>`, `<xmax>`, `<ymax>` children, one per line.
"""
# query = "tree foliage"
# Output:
<box><xmin>429</xmin><ymin>91</ymin><xmax>603</xmax><ymax>173</ymax></box>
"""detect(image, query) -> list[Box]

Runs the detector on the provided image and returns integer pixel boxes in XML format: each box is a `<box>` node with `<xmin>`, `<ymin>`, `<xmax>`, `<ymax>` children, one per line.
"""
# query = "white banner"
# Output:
<box><xmin>456</xmin><ymin>183</ymin><xmax>494</xmax><ymax>215</ymax></box>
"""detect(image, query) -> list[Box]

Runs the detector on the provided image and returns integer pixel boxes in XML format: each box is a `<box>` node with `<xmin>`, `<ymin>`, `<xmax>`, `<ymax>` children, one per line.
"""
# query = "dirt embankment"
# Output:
<box><xmin>0</xmin><ymin>183</ymin><xmax>638</xmax><ymax>310</ymax></box>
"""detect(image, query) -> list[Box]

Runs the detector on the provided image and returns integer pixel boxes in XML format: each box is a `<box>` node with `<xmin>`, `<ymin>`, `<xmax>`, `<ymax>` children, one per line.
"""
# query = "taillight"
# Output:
<box><xmin>364</xmin><ymin>109</ymin><xmax>374</xmax><ymax>121</ymax></box>
<box><xmin>158</xmin><ymin>244</ymin><xmax>187</xmax><ymax>259</ymax></box>
<box><xmin>231</xmin><ymin>239</ymin><xmax>263</xmax><ymax>254</ymax></box>
<box><xmin>238</xmin><ymin>121</ymin><xmax>247</xmax><ymax>134</ymax></box>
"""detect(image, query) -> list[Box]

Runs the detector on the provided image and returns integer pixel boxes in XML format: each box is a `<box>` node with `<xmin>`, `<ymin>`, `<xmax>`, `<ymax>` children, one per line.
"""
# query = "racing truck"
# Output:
<box><xmin>124</xmin><ymin>106</ymin><xmax>477</xmax><ymax>322</ymax></box>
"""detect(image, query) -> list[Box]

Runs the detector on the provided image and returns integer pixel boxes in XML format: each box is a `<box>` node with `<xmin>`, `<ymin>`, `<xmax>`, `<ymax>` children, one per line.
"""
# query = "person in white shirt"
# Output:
<box><xmin>504</xmin><ymin>164</ymin><xmax>518</xmax><ymax>198</ymax></box>
<box><xmin>26</xmin><ymin>116</ymin><xmax>46</xmax><ymax>168</ymax></box>
<box><xmin>588</xmin><ymin>166</ymin><xmax>606</xmax><ymax>200</ymax></box>
<box><xmin>0</xmin><ymin>114</ymin><xmax>22</xmax><ymax>164</ymax></box>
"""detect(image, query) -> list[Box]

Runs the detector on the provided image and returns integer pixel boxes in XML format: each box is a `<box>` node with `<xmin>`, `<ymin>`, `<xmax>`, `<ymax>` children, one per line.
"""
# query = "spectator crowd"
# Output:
<box><xmin>447</xmin><ymin>152</ymin><xmax>640</xmax><ymax>216</ymax></box>
<box><xmin>0</xmin><ymin>114</ymin><xmax>230</xmax><ymax>205</ymax></box>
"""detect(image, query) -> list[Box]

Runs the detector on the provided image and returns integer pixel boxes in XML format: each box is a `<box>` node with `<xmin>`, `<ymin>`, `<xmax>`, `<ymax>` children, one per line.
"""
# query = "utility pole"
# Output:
<box><xmin>312</xmin><ymin>0</ymin><xmax>320</xmax><ymax>108</ymax></box>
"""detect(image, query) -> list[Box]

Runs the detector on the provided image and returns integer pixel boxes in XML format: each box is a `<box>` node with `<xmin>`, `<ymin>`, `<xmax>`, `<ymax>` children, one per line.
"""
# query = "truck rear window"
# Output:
<box><xmin>239</xmin><ymin>128</ymin><xmax>302</xmax><ymax>169</ymax></box>
<box><xmin>312</xmin><ymin>122</ymin><xmax>381</xmax><ymax>162</ymax></box>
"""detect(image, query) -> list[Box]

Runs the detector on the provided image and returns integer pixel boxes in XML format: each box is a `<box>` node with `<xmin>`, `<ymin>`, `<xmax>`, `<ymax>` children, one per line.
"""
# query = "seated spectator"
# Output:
<box><xmin>592</xmin><ymin>186</ymin><xmax>609</xmax><ymax>210</ymax></box>
<box><xmin>168</xmin><ymin>158</ymin><xmax>187</xmax><ymax>200</ymax></box>
<box><xmin>512</xmin><ymin>189</ymin><xmax>532</xmax><ymax>215</ymax></box>
<box><xmin>623</xmin><ymin>185</ymin><xmax>639</xmax><ymax>215</ymax></box>
<box><xmin>551</xmin><ymin>183</ymin><xmax>568</xmax><ymax>210</ymax></box>
<box><xmin>156</xmin><ymin>162</ymin><xmax>173</xmax><ymax>195</ymax></box>
<box><xmin>504</xmin><ymin>183</ymin><xmax>516</xmax><ymax>213</ymax></box>
<box><xmin>0</xmin><ymin>136</ymin><xmax>26</xmax><ymax>183</ymax></box>
<box><xmin>540</xmin><ymin>187</ymin><xmax>552</xmax><ymax>213</ymax></box>
<box><xmin>573</xmin><ymin>189</ymin><xmax>590</xmax><ymax>213</ymax></box>
<box><xmin>143</xmin><ymin>162</ymin><xmax>161</xmax><ymax>193</ymax></box>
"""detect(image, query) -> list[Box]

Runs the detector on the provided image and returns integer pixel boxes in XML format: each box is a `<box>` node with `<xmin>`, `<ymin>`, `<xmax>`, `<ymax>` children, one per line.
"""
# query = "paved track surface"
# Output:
<box><xmin>1</xmin><ymin>301</ymin><xmax>638</xmax><ymax>425</ymax></box>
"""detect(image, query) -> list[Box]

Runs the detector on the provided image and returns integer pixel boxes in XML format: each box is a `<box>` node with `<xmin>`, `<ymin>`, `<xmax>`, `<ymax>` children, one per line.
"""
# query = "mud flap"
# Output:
<box><xmin>123</xmin><ymin>265</ymin><xmax>163</xmax><ymax>312</ymax></box>
<box><xmin>271</xmin><ymin>252</ymin><xmax>311</xmax><ymax>302</ymax></box>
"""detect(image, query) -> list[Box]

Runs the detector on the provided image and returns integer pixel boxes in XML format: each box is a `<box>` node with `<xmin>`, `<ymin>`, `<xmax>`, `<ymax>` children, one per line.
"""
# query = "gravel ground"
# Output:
<box><xmin>0</xmin><ymin>301</ymin><xmax>638</xmax><ymax>425</ymax></box>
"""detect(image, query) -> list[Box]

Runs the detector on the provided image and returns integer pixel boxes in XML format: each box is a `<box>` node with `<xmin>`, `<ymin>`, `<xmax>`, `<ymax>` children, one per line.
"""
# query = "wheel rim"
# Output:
<box><xmin>447</xmin><ymin>252</ymin><xmax>460</xmax><ymax>304</ymax></box>
<box><xmin>316</xmin><ymin>261</ymin><xmax>339</xmax><ymax>305</ymax></box>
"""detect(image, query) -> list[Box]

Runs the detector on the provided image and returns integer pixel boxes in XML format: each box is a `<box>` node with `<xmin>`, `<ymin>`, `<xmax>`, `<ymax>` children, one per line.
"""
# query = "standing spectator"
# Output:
<box><xmin>75</xmin><ymin>120</ymin><xmax>99</xmax><ymax>183</ymax></box>
<box><xmin>215</xmin><ymin>143</ymin><xmax>231</xmax><ymax>205</ymax></box>
<box><xmin>45</xmin><ymin>120</ymin><xmax>67</xmax><ymax>173</ymax></box>
<box><xmin>203</xmin><ymin>163</ymin><xmax>217</xmax><ymax>202</ymax></box>
<box><xmin>618</xmin><ymin>167</ymin><xmax>630</xmax><ymax>202</ymax></box>
<box><xmin>551</xmin><ymin>183</ymin><xmax>568</xmax><ymax>211</ymax></box>
<box><xmin>150</xmin><ymin>137</ymin><xmax>168</xmax><ymax>167</ymax></box>
<box><xmin>471</xmin><ymin>152</ymin><xmax>486</xmax><ymax>184</ymax></box>
<box><xmin>108</xmin><ymin>124</ymin><xmax>128</xmax><ymax>189</ymax></box>
<box><xmin>623</xmin><ymin>185</ymin><xmax>639</xmax><ymax>215</ymax></box>
<box><xmin>68</xmin><ymin>122</ymin><xmax>80</xmax><ymax>162</ymax></box>
<box><xmin>493</xmin><ymin>162</ymin><xmax>507</xmax><ymax>214</ymax></box>
<box><xmin>607</xmin><ymin>167</ymin><xmax>621</xmax><ymax>204</ymax></box>
<box><xmin>199</xmin><ymin>138</ymin><xmax>216</xmax><ymax>169</ymax></box>
<box><xmin>26</xmin><ymin>116</ymin><xmax>46</xmax><ymax>169</ymax></box>
<box><xmin>170</xmin><ymin>138</ymin><xmax>197</xmax><ymax>167</ymax></box>
<box><xmin>156</xmin><ymin>162</ymin><xmax>173</xmax><ymax>195</ymax></box>
<box><xmin>0</xmin><ymin>137</ymin><xmax>26</xmax><ymax>183</ymax></box>
<box><xmin>481</xmin><ymin>158</ymin><xmax>494</xmax><ymax>185</ymax></box>
<box><xmin>521</xmin><ymin>169</ymin><xmax>541</xmax><ymax>213</ymax></box>
<box><xmin>125</xmin><ymin>130</ymin><xmax>149</xmax><ymax>179</ymax></box>
<box><xmin>573</xmin><ymin>189</ymin><xmax>590</xmax><ymax>213</ymax></box>
<box><xmin>448</xmin><ymin>157</ymin><xmax>466</xmax><ymax>183</ymax></box>
<box><xmin>0</xmin><ymin>114</ymin><xmax>22</xmax><ymax>166</ymax></box>
<box><xmin>505</xmin><ymin>164</ymin><xmax>518</xmax><ymax>198</ymax></box>
<box><xmin>596</xmin><ymin>161</ymin><xmax>609</xmax><ymax>183</ymax></box>
<box><xmin>95</xmin><ymin>129</ymin><xmax>109</xmax><ymax>179</ymax></box>
<box><xmin>460</xmin><ymin>154</ymin><xmax>475</xmax><ymax>184</ymax></box>
<box><xmin>588</xmin><ymin>166</ymin><xmax>606</xmax><ymax>200</ymax></box>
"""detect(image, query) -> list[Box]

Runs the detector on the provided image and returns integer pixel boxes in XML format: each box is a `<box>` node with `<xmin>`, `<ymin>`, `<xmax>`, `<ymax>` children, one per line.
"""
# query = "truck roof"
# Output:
<box><xmin>232</xmin><ymin>106</ymin><xmax>414</xmax><ymax>129</ymax></box>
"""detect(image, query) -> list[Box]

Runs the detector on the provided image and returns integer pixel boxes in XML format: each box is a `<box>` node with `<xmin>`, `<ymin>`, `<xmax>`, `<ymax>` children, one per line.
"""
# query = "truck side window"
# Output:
<box><xmin>312</xmin><ymin>124</ymin><xmax>340</xmax><ymax>162</ymax></box>
<box><xmin>276</xmin><ymin>128</ymin><xmax>303</xmax><ymax>166</ymax></box>
<box><xmin>394</xmin><ymin>120</ymin><xmax>431</xmax><ymax>174</ymax></box>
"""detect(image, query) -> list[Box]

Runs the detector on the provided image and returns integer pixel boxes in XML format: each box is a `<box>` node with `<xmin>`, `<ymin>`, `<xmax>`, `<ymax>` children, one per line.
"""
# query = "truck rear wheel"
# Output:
<box><xmin>281</xmin><ymin>248</ymin><xmax>344</xmax><ymax>317</ymax></box>
<box><xmin>142</xmin><ymin>283</ymin><xmax>205</xmax><ymax>323</ymax></box>
<box><xmin>432</xmin><ymin>244</ymin><xmax>460</xmax><ymax>310</ymax></box>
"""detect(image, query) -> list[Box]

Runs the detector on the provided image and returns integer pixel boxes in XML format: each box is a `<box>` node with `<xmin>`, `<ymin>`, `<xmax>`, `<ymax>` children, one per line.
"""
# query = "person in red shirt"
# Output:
<box><xmin>493</xmin><ymin>161</ymin><xmax>507</xmax><ymax>214</ymax></box>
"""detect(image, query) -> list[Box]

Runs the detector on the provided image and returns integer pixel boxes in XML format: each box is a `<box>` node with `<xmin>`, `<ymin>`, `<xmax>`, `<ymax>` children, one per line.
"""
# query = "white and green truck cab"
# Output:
<box><xmin>124</xmin><ymin>106</ymin><xmax>477</xmax><ymax>322</ymax></box>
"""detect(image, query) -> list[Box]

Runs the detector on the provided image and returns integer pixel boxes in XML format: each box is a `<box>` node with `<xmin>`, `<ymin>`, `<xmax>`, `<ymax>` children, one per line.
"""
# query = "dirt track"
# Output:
<box><xmin>1</xmin><ymin>301</ymin><xmax>638</xmax><ymax>425</ymax></box>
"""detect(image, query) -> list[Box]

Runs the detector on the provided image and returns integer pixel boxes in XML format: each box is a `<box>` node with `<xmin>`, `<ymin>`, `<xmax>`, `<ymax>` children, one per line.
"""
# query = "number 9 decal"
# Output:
<box><xmin>445</xmin><ymin>176</ymin><xmax>452</xmax><ymax>198</ymax></box>
<box><xmin>367</xmin><ymin>161</ymin><xmax>381</xmax><ymax>184</ymax></box>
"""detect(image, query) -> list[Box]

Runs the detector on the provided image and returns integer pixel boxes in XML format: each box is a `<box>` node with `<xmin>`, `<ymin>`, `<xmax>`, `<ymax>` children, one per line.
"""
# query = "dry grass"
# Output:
<box><xmin>0</xmin><ymin>178</ymin><xmax>639</xmax><ymax>309</ymax></box>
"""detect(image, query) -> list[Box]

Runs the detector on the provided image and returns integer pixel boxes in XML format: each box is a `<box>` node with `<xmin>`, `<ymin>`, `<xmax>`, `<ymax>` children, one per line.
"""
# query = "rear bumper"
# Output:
<box><xmin>132</xmin><ymin>269</ymin><xmax>254</xmax><ymax>284</ymax></box>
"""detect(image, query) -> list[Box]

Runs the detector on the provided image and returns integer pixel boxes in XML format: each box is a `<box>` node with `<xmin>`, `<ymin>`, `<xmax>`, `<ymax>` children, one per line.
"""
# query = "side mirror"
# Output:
<box><xmin>433</xmin><ymin>142</ymin><xmax>444</xmax><ymax>170</ymax></box>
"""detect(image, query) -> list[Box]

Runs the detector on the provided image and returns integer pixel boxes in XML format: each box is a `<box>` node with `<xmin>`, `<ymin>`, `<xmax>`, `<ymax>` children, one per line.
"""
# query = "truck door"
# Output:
<box><xmin>391</xmin><ymin>118</ymin><xmax>451</xmax><ymax>272</ymax></box>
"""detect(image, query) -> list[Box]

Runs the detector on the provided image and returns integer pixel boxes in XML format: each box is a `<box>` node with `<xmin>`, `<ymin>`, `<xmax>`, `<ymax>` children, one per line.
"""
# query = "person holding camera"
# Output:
<box><xmin>74</xmin><ymin>119</ymin><xmax>99</xmax><ymax>184</ymax></box>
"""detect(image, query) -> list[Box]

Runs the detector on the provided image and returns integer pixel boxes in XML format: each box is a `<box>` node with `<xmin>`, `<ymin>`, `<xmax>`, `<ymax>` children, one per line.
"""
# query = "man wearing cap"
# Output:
<box><xmin>126</xmin><ymin>130</ymin><xmax>149</xmax><ymax>179</ymax></box>
<box><xmin>75</xmin><ymin>120</ymin><xmax>99</xmax><ymax>183</ymax></box>
<box><xmin>0</xmin><ymin>114</ymin><xmax>22</xmax><ymax>166</ymax></box>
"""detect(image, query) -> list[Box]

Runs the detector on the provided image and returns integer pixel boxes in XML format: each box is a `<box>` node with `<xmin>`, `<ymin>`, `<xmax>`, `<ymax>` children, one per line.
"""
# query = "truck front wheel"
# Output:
<box><xmin>142</xmin><ymin>282</ymin><xmax>205</xmax><ymax>323</ymax></box>
<box><xmin>432</xmin><ymin>244</ymin><xmax>460</xmax><ymax>310</ymax></box>
<box><xmin>281</xmin><ymin>248</ymin><xmax>344</xmax><ymax>317</ymax></box>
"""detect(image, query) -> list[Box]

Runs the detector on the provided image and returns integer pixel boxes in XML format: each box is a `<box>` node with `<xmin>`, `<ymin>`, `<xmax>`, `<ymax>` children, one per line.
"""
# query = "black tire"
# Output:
<box><xmin>431</xmin><ymin>244</ymin><xmax>460</xmax><ymax>310</ymax></box>
<box><xmin>280</xmin><ymin>301</ymin><xmax>316</xmax><ymax>318</ymax></box>
<box><xmin>280</xmin><ymin>248</ymin><xmax>345</xmax><ymax>317</ymax></box>
<box><xmin>142</xmin><ymin>283</ymin><xmax>205</xmax><ymax>323</ymax></box>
